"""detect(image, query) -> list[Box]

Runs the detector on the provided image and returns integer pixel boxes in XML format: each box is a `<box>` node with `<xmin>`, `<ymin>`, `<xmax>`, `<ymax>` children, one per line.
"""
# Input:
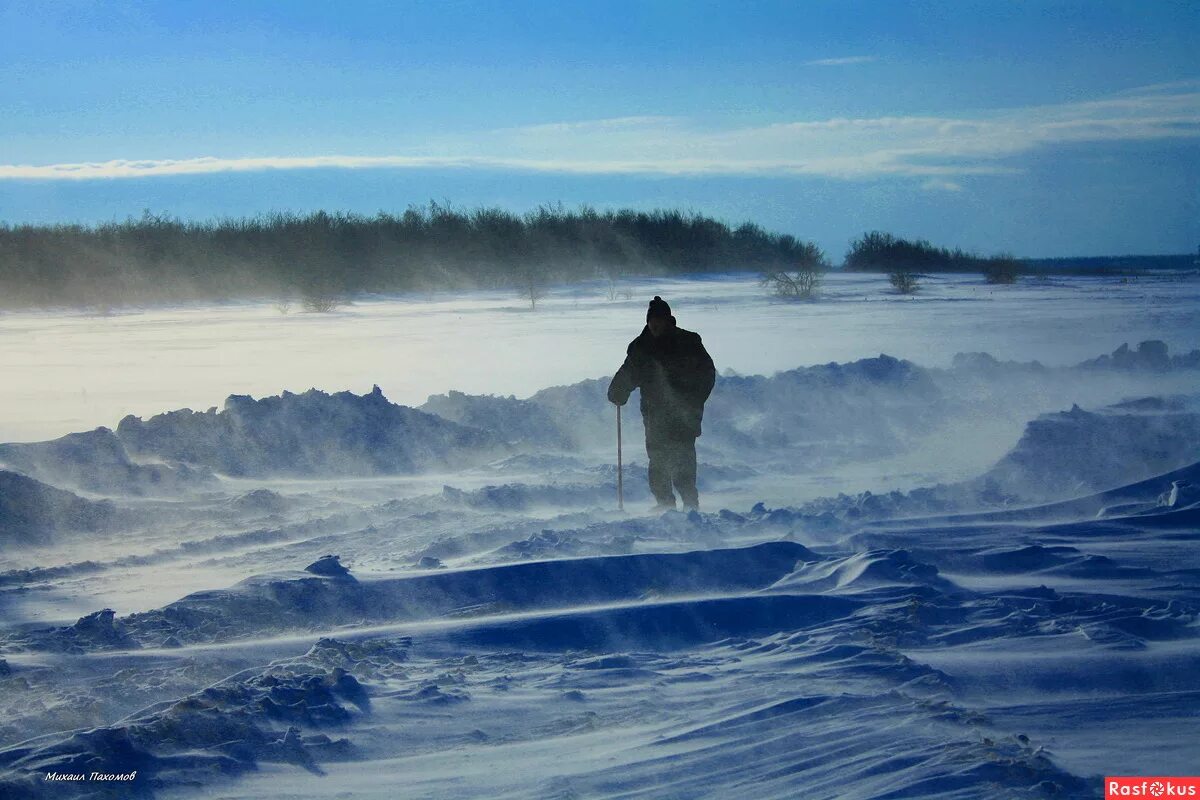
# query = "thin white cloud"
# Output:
<box><xmin>3</xmin><ymin>81</ymin><xmax>1197</xmax><ymax>182</ymax></box>
<box><xmin>920</xmin><ymin>179</ymin><xmax>963</xmax><ymax>192</ymax></box>
<box><xmin>500</xmin><ymin>116</ymin><xmax>679</xmax><ymax>135</ymax></box>
<box><xmin>805</xmin><ymin>56</ymin><xmax>877</xmax><ymax>66</ymax></box>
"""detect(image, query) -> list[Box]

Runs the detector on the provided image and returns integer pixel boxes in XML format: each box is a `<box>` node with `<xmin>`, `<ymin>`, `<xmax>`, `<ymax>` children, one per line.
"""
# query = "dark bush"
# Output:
<box><xmin>889</xmin><ymin>270</ymin><xmax>919</xmax><ymax>294</ymax></box>
<box><xmin>982</xmin><ymin>253</ymin><xmax>1022</xmax><ymax>284</ymax></box>
<box><xmin>761</xmin><ymin>241</ymin><xmax>828</xmax><ymax>299</ymax></box>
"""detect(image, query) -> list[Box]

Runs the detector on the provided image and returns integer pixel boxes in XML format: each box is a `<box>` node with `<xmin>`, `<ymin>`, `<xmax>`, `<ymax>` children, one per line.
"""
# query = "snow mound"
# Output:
<box><xmin>707</xmin><ymin>354</ymin><xmax>944</xmax><ymax>451</ymax></box>
<box><xmin>115</xmin><ymin>385</ymin><xmax>504</xmax><ymax>477</ymax></box>
<box><xmin>770</xmin><ymin>549</ymin><xmax>953</xmax><ymax>593</ymax></box>
<box><xmin>952</xmin><ymin>340</ymin><xmax>1200</xmax><ymax>374</ymax></box>
<box><xmin>1</xmin><ymin>608</ymin><xmax>140</xmax><ymax>654</ymax></box>
<box><xmin>432</xmin><ymin>355</ymin><xmax>948</xmax><ymax>457</ymax></box>
<box><xmin>1077</xmin><ymin>339</ymin><xmax>1200</xmax><ymax>371</ymax></box>
<box><xmin>0</xmin><ymin>429</ymin><xmax>214</xmax><ymax>496</ymax></box>
<box><xmin>422</xmin><ymin>376</ymin><xmax>621</xmax><ymax>453</ymax></box>
<box><xmin>304</xmin><ymin>554</ymin><xmax>353</xmax><ymax>578</ymax></box>
<box><xmin>5</xmin><ymin>543</ymin><xmax>817</xmax><ymax>651</ymax></box>
<box><xmin>0</xmin><ymin>636</ymin><xmax>393</xmax><ymax>797</ymax></box>
<box><xmin>0</xmin><ymin>470</ymin><xmax>116</xmax><ymax>544</ymax></box>
<box><xmin>980</xmin><ymin>400</ymin><xmax>1200</xmax><ymax>501</ymax></box>
<box><xmin>783</xmin><ymin>397</ymin><xmax>1200</xmax><ymax>524</ymax></box>
<box><xmin>445</xmin><ymin>593</ymin><xmax>865</xmax><ymax>651</ymax></box>
<box><xmin>883</xmin><ymin>460</ymin><xmax>1200</xmax><ymax>527</ymax></box>
<box><xmin>792</xmin><ymin>485</ymin><xmax>984</xmax><ymax>523</ymax></box>
<box><xmin>420</xmin><ymin>390</ymin><xmax>569</xmax><ymax>448</ymax></box>
<box><xmin>228</xmin><ymin>488</ymin><xmax>290</xmax><ymax>514</ymax></box>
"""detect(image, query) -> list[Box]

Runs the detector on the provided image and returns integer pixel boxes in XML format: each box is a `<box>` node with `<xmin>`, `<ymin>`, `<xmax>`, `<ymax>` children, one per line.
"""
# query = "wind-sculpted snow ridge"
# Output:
<box><xmin>847</xmin><ymin>460</ymin><xmax>1200</xmax><ymax>534</ymax></box>
<box><xmin>0</xmin><ymin>542</ymin><xmax>1095</xmax><ymax>798</ymax></box>
<box><xmin>0</xmin><ymin>429</ymin><xmax>215</xmax><ymax>496</ymax></box>
<box><xmin>5</xmin><ymin>341</ymin><xmax>1197</xmax><ymax>493</ymax></box>
<box><xmin>5</xmin><ymin>466</ymin><xmax>1198</xmax><ymax>796</ymax></box>
<box><xmin>421</xmin><ymin>389</ymin><xmax>571</xmax><ymax>448</ymax></box>
<box><xmin>775</xmin><ymin>395</ymin><xmax>1200</xmax><ymax>523</ymax></box>
<box><xmin>424</xmin><ymin>341</ymin><xmax>1200</xmax><ymax>462</ymax></box>
<box><xmin>115</xmin><ymin>385</ymin><xmax>504</xmax><ymax>478</ymax></box>
<box><xmin>0</xmin><ymin>637</ymin><xmax>398</xmax><ymax>799</ymax></box>
<box><xmin>0</xmin><ymin>470</ymin><xmax>117</xmax><ymax>544</ymax></box>
<box><xmin>952</xmin><ymin>339</ymin><xmax>1200</xmax><ymax>374</ymax></box>
<box><xmin>0</xmin><ymin>505</ymin><xmax>372</xmax><ymax>590</ymax></box>
<box><xmin>768</xmin><ymin>548</ymin><xmax>959</xmax><ymax>593</ymax></box>
<box><xmin>706</xmin><ymin>353</ymin><xmax>946</xmax><ymax>454</ymax></box>
<box><xmin>5</xmin><ymin>343</ymin><xmax>1200</xmax><ymax>796</ymax></box>
<box><xmin>423</xmin><ymin>354</ymin><xmax>948</xmax><ymax>458</ymax></box>
<box><xmin>1076</xmin><ymin>339</ymin><xmax>1200</xmax><ymax>371</ymax></box>
<box><xmin>228</xmin><ymin>488</ymin><xmax>291</xmax><ymax>515</ymax></box>
<box><xmin>978</xmin><ymin>400</ymin><xmax>1200</xmax><ymax>502</ymax></box>
<box><xmin>0</xmin><ymin>544</ymin><xmax>817</xmax><ymax>652</ymax></box>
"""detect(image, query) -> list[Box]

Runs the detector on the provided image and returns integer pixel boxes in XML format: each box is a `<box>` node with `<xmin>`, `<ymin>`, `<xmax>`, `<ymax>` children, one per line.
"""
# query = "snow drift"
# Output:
<box><xmin>2</xmin><ymin>336</ymin><xmax>1199</xmax><ymax>799</ymax></box>
<box><xmin>0</xmin><ymin>471</ymin><xmax>116</xmax><ymax>545</ymax></box>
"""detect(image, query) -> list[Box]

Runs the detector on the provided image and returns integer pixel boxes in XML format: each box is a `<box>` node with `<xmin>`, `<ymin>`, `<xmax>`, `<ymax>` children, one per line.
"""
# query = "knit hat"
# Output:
<box><xmin>646</xmin><ymin>295</ymin><xmax>672</xmax><ymax>322</ymax></box>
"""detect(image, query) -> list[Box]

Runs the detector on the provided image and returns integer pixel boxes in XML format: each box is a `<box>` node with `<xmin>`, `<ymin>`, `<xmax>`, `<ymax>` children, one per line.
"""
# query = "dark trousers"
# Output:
<box><xmin>646</xmin><ymin>432</ymin><xmax>699</xmax><ymax>508</ymax></box>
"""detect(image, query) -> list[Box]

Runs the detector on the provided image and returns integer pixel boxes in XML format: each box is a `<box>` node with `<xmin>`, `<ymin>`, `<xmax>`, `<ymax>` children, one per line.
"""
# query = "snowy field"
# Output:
<box><xmin>1</xmin><ymin>270</ymin><xmax>1199</xmax><ymax>799</ymax></box>
<box><xmin>3</xmin><ymin>271</ymin><xmax>1199</xmax><ymax>444</ymax></box>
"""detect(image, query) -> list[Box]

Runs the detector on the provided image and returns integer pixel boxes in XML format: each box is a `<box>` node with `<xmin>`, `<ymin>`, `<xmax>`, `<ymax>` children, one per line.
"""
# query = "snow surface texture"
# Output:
<box><xmin>2</xmin><ymin>307</ymin><xmax>1200</xmax><ymax>796</ymax></box>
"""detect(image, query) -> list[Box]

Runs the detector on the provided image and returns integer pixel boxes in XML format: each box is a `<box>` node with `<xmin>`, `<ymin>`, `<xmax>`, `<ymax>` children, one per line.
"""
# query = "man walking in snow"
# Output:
<box><xmin>608</xmin><ymin>296</ymin><xmax>716</xmax><ymax>511</ymax></box>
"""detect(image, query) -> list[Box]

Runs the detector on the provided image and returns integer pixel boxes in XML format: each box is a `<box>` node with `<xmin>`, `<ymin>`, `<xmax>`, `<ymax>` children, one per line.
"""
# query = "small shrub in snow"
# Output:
<box><xmin>889</xmin><ymin>270</ymin><xmax>919</xmax><ymax>294</ymax></box>
<box><xmin>982</xmin><ymin>253</ymin><xmax>1021</xmax><ymax>284</ymax></box>
<box><xmin>302</xmin><ymin>291</ymin><xmax>343</xmax><ymax>313</ymax></box>
<box><xmin>761</xmin><ymin>241</ymin><xmax>828</xmax><ymax>299</ymax></box>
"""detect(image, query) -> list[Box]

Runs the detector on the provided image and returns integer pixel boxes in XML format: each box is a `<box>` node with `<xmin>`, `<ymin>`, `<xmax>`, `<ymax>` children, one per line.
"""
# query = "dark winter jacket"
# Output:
<box><xmin>607</xmin><ymin>320</ymin><xmax>716</xmax><ymax>438</ymax></box>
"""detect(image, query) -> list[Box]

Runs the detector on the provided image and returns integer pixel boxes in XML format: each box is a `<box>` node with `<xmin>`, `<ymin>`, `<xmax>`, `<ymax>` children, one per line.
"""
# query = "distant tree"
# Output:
<box><xmin>761</xmin><ymin>240</ymin><xmax>828</xmax><ymax>299</ymax></box>
<box><xmin>514</xmin><ymin>263</ymin><xmax>548</xmax><ymax>310</ymax></box>
<box><xmin>846</xmin><ymin>231</ymin><xmax>896</xmax><ymax>271</ymax></box>
<box><xmin>600</xmin><ymin>264</ymin><xmax>625</xmax><ymax>301</ymax></box>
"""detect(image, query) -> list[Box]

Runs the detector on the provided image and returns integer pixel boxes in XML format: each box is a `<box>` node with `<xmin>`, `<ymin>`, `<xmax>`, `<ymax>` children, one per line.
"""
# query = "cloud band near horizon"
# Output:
<box><xmin>3</xmin><ymin>82</ymin><xmax>1196</xmax><ymax>183</ymax></box>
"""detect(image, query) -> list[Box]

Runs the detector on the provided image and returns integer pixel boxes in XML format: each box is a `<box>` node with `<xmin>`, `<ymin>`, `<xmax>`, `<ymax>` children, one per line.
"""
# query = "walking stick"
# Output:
<box><xmin>616</xmin><ymin>404</ymin><xmax>624</xmax><ymax>512</ymax></box>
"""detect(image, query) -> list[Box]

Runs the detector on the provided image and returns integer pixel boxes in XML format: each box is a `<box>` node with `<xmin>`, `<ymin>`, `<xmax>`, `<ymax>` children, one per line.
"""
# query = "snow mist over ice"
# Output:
<box><xmin>2</xmin><ymin>273</ymin><xmax>1200</xmax><ymax>799</ymax></box>
<box><xmin>2</xmin><ymin>271</ymin><xmax>1198</xmax><ymax>444</ymax></box>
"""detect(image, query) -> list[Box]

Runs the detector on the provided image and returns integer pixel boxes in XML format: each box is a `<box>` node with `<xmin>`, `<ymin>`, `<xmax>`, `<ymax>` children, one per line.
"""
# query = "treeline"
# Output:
<box><xmin>0</xmin><ymin>205</ymin><xmax>817</xmax><ymax>308</ymax></box>
<box><xmin>1022</xmin><ymin>255</ymin><xmax>1195</xmax><ymax>275</ymax></box>
<box><xmin>844</xmin><ymin>231</ymin><xmax>1020</xmax><ymax>282</ymax></box>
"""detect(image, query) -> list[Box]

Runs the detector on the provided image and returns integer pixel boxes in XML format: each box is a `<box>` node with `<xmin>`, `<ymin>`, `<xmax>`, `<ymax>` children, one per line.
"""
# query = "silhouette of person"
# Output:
<box><xmin>608</xmin><ymin>296</ymin><xmax>716</xmax><ymax>510</ymax></box>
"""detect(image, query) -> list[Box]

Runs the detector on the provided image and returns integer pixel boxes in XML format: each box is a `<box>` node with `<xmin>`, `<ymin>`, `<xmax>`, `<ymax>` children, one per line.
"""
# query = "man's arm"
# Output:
<box><xmin>607</xmin><ymin>344</ymin><xmax>641</xmax><ymax>405</ymax></box>
<box><xmin>675</xmin><ymin>333</ymin><xmax>716</xmax><ymax>405</ymax></box>
<box><xmin>695</xmin><ymin>337</ymin><xmax>716</xmax><ymax>403</ymax></box>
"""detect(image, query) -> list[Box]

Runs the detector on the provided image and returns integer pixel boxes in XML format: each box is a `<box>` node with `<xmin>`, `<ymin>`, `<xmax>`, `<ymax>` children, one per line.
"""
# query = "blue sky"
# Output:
<box><xmin>1</xmin><ymin>0</ymin><xmax>1197</xmax><ymax>258</ymax></box>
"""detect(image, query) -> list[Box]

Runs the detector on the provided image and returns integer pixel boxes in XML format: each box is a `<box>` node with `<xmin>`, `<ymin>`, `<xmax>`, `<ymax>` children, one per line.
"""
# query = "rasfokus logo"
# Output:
<box><xmin>1107</xmin><ymin>777</ymin><xmax>1200</xmax><ymax>798</ymax></box>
